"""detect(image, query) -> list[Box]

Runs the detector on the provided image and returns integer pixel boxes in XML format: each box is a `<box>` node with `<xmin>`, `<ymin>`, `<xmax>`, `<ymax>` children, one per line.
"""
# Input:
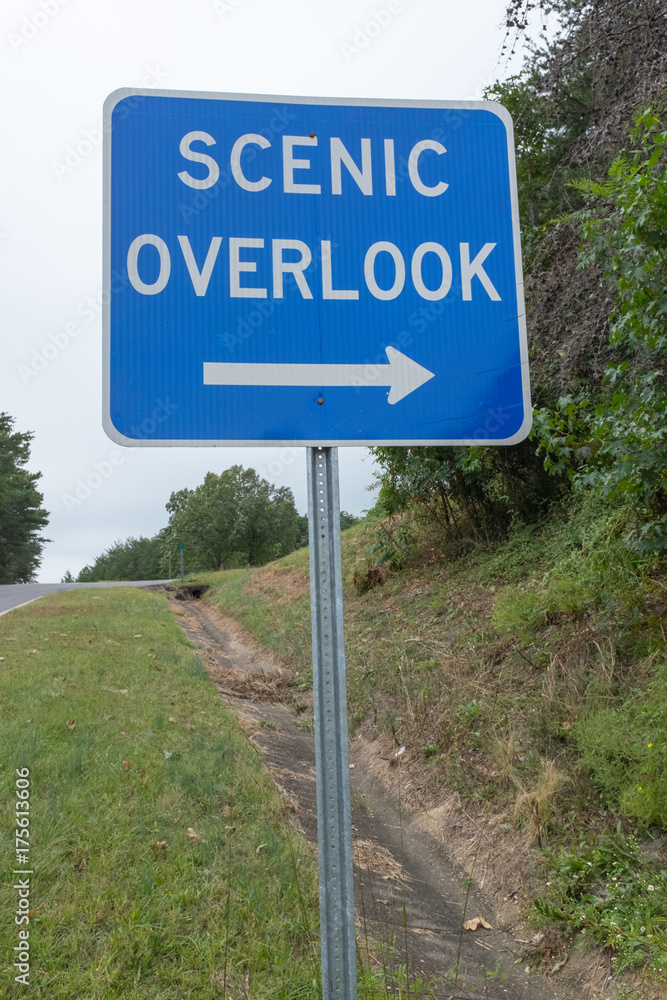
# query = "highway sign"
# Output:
<box><xmin>103</xmin><ymin>90</ymin><xmax>530</xmax><ymax>446</ymax></box>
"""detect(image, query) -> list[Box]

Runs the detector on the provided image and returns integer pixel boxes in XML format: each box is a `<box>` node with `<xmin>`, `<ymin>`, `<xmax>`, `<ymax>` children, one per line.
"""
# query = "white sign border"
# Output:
<box><xmin>103</xmin><ymin>88</ymin><xmax>532</xmax><ymax>448</ymax></box>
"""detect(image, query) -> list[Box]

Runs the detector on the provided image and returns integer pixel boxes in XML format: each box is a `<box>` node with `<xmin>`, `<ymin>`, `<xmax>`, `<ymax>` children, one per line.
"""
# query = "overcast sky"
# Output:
<box><xmin>0</xmin><ymin>0</ymin><xmax>527</xmax><ymax>582</ymax></box>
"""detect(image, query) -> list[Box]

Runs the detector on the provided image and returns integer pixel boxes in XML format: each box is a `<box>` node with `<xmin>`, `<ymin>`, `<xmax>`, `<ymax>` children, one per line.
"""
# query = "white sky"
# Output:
<box><xmin>0</xmin><ymin>0</ymin><xmax>525</xmax><ymax>582</ymax></box>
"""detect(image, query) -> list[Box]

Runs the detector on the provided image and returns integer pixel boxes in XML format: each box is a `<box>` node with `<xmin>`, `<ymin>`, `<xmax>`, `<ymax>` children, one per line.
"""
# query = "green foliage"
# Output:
<box><xmin>493</xmin><ymin>556</ymin><xmax>607</xmax><ymax>635</ymax></box>
<box><xmin>576</xmin><ymin>661</ymin><xmax>667</xmax><ymax>827</ymax></box>
<box><xmin>77</xmin><ymin>535</ymin><xmax>165</xmax><ymax>582</ymax></box>
<box><xmin>339</xmin><ymin>510</ymin><xmax>361</xmax><ymax>531</ymax></box>
<box><xmin>493</xmin><ymin>585</ymin><xmax>546</xmax><ymax>638</ymax></box>
<box><xmin>165</xmin><ymin>466</ymin><xmax>305</xmax><ymax>572</ymax></box>
<box><xmin>493</xmin><ymin>497</ymin><xmax>652</xmax><ymax>639</ymax></box>
<box><xmin>0</xmin><ymin>412</ymin><xmax>49</xmax><ymax>583</ymax></box>
<box><xmin>369</xmin><ymin>441</ymin><xmax>559</xmax><ymax>559</ymax></box>
<box><xmin>573</xmin><ymin>110</ymin><xmax>667</xmax><ymax>358</ymax></box>
<box><xmin>0</xmin><ymin>588</ymin><xmax>320</xmax><ymax>997</ymax></box>
<box><xmin>536</xmin><ymin>833</ymin><xmax>667</xmax><ymax>972</ymax></box>
<box><xmin>534</xmin><ymin>111</ymin><xmax>667</xmax><ymax>551</ymax></box>
<box><xmin>486</xmin><ymin>71</ymin><xmax>587</xmax><ymax>255</ymax></box>
<box><xmin>364</xmin><ymin>515</ymin><xmax>417</xmax><ymax>572</ymax></box>
<box><xmin>456</xmin><ymin>699</ymin><xmax>483</xmax><ymax>727</ymax></box>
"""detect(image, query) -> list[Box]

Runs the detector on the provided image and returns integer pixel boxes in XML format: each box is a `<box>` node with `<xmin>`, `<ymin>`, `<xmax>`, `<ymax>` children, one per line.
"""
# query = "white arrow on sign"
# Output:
<box><xmin>203</xmin><ymin>347</ymin><xmax>435</xmax><ymax>404</ymax></box>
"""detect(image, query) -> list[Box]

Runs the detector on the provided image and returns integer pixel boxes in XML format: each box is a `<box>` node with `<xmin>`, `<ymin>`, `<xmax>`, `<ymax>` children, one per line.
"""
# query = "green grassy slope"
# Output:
<box><xmin>0</xmin><ymin>588</ymin><xmax>320</xmax><ymax>999</ymax></box>
<box><xmin>203</xmin><ymin>497</ymin><xmax>667</xmax><ymax>979</ymax></box>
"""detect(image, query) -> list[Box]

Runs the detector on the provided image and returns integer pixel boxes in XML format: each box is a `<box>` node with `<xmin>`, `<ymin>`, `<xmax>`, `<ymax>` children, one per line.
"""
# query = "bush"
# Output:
<box><xmin>492</xmin><ymin>496</ymin><xmax>654</xmax><ymax>640</ymax></box>
<box><xmin>576</xmin><ymin>662</ymin><xmax>667</xmax><ymax>828</ymax></box>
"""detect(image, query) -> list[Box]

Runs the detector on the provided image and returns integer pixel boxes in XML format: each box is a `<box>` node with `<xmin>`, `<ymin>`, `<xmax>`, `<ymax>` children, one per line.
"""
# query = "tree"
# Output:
<box><xmin>296</xmin><ymin>514</ymin><xmax>309</xmax><ymax>549</ymax></box>
<box><xmin>165</xmin><ymin>488</ymin><xmax>191</xmax><ymax>516</ymax></box>
<box><xmin>502</xmin><ymin>0</ymin><xmax>667</xmax><ymax>171</ymax></box>
<box><xmin>73</xmin><ymin>466</ymin><xmax>306</xmax><ymax>581</ymax></box>
<box><xmin>0</xmin><ymin>414</ymin><xmax>49</xmax><ymax>583</ymax></box>
<box><xmin>77</xmin><ymin>535</ymin><xmax>166</xmax><ymax>582</ymax></box>
<box><xmin>165</xmin><ymin>466</ymin><xmax>304</xmax><ymax>571</ymax></box>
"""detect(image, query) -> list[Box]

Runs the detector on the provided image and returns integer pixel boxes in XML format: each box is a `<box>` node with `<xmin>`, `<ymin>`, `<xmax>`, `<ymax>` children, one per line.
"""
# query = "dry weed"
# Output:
<box><xmin>353</xmin><ymin>564</ymin><xmax>389</xmax><ymax>593</ymax></box>
<box><xmin>513</xmin><ymin>759</ymin><xmax>569</xmax><ymax>847</ymax></box>
<box><xmin>353</xmin><ymin>838</ymin><xmax>410</xmax><ymax>883</ymax></box>
<box><xmin>592</xmin><ymin>637</ymin><xmax>617</xmax><ymax>683</ymax></box>
<box><xmin>541</xmin><ymin>655</ymin><xmax>559</xmax><ymax>701</ymax></box>
<box><xmin>490</xmin><ymin>727</ymin><xmax>525</xmax><ymax>786</ymax></box>
<box><xmin>206</xmin><ymin>663</ymin><xmax>289</xmax><ymax>700</ymax></box>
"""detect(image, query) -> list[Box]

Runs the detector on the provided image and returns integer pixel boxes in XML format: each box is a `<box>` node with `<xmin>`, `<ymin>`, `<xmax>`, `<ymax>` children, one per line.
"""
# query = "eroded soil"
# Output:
<box><xmin>169</xmin><ymin>590</ymin><xmax>607</xmax><ymax>1000</ymax></box>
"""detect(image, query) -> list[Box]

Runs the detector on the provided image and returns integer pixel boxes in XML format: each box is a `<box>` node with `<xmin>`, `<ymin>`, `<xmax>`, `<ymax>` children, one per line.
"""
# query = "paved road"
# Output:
<box><xmin>0</xmin><ymin>580</ymin><xmax>170</xmax><ymax>616</ymax></box>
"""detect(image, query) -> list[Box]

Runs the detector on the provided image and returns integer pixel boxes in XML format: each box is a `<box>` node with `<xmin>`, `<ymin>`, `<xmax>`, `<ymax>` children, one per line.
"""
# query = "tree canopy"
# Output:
<box><xmin>76</xmin><ymin>535</ymin><xmax>165</xmax><ymax>583</ymax></box>
<box><xmin>163</xmin><ymin>466</ymin><xmax>306</xmax><ymax>571</ymax></box>
<box><xmin>0</xmin><ymin>413</ymin><xmax>49</xmax><ymax>583</ymax></box>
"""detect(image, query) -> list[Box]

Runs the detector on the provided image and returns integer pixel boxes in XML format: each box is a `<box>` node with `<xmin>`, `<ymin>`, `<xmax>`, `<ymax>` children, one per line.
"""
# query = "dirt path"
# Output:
<box><xmin>170</xmin><ymin>589</ymin><xmax>562</xmax><ymax>1000</ymax></box>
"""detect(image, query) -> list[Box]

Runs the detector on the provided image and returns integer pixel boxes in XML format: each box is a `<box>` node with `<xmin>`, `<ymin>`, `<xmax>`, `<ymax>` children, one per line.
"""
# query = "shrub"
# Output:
<box><xmin>576</xmin><ymin>661</ymin><xmax>667</xmax><ymax>828</ymax></box>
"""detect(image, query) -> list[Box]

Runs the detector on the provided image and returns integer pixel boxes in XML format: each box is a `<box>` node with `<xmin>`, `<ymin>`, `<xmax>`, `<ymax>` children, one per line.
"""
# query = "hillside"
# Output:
<box><xmin>197</xmin><ymin>498</ymin><xmax>667</xmax><ymax>997</ymax></box>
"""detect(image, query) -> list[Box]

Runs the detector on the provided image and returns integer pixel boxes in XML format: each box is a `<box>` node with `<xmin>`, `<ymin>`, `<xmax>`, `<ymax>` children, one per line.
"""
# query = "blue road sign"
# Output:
<box><xmin>103</xmin><ymin>90</ymin><xmax>530</xmax><ymax>446</ymax></box>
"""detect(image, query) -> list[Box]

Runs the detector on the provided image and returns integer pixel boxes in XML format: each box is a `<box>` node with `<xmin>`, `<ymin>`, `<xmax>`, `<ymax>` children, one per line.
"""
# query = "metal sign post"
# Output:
<box><xmin>168</xmin><ymin>551</ymin><xmax>172</xmax><ymax>580</ymax></box>
<box><xmin>307</xmin><ymin>447</ymin><xmax>356</xmax><ymax>1000</ymax></box>
<box><xmin>179</xmin><ymin>544</ymin><xmax>184</xmax><ymax>583</ymax></box>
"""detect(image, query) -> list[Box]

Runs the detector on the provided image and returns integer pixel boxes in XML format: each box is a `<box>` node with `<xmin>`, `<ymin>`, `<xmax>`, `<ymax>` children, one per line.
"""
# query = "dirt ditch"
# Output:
<box><xmin>167</xmin><ymin>589</ymin><xmax>603</xmax><ymax>1000</ymax></box>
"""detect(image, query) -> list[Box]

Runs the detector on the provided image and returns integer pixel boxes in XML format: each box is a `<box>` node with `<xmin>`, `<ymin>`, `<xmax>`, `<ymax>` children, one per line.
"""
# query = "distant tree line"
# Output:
<box><xmin>75</xmin><ymin>536</ymin><xmax>164</xmax><ymax>583</ymax></box>
<box><xmin>74</xmin><ymin>464</ymin><xmax>361</xmax><ymax>582</ymax></box>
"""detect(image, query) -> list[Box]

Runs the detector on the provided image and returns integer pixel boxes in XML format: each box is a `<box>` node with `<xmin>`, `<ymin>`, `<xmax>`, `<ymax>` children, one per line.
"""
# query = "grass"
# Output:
<box><xmin>194</xmin><ymin>553</ymin><xmax>312</xmax><ymax>670</ymax></box>
<box><xmin>0</xmin><ymin>587</ymin><xmax>321</xmax><ymax>999</ymax></box>
<box><xmin>200</xmin><ymin>496</ymin><xmax>667</xmax><ymax>984</ymax></box>
<box><xmin>535</xmin><ymin>832</ymin><xmax>667</xmax><ymax>976</ymax></box>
